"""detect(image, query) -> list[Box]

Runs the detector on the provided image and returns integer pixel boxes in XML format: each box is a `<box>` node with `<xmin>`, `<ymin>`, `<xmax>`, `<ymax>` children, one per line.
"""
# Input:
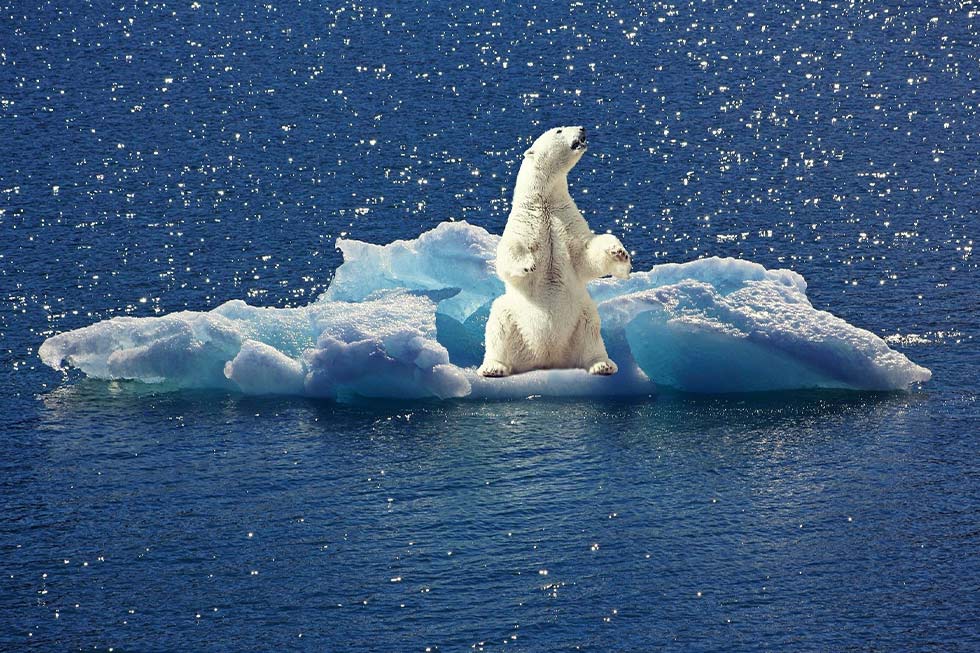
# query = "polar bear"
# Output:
<box><xmin>478</xmin><ymin>126</ymin><xmax>631</xmax><ymax>378</ymax></box>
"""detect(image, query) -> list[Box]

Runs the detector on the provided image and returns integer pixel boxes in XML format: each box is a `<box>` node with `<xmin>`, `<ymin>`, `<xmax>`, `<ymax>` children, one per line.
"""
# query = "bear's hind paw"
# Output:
<box><xmin>478</xmin><ymin>361</ymin><xmax>512</xmax><ymax>378</ymax></box>
<box><xmin>587</xmin><ymin>360</ymin><xmax>618</xmax><ymax>376</ymax></box>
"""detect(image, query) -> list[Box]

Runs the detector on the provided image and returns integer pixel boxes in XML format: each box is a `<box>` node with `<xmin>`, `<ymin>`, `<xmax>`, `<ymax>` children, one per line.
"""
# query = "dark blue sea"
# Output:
<box><xmin>1</xmin><ymin>1</ymin><xmax>977</xmax><ymax>650</ymax></box>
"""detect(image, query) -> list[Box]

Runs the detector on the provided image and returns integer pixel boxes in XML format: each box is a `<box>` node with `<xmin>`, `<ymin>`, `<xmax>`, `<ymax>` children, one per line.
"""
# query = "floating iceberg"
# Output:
<box><xmin>40</xmin><ymin>221</ymin><xmax>931</xmax><ymax>400</ymax></box>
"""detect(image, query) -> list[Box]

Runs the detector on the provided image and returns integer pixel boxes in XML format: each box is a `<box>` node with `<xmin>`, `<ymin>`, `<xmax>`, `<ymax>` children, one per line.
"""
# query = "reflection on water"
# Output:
<box><xmin>38</xmin><ymin>377</ymin><xmax>924</xmax><ymax>448</ymax></box>
<box><xmin>15</xmin><ymin>380</ymin><xmax>959</xmax><ymax>651</ymax></box>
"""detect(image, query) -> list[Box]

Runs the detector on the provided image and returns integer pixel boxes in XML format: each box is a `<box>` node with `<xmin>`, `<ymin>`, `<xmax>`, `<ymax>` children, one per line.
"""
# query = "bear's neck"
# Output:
<box><xmin>512</xmin><ymin>162</ymin><xmax>573</xmax><ymax>211</ymax></box>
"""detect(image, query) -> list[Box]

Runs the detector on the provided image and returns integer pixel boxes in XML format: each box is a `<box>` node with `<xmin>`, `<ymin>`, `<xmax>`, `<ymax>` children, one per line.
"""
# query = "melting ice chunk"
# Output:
<box><xmin>40</xmin><ymin>221</ymin><xmax>930</xmax><ymax>400</ymax></box>
<box><xmin>40</xmin><ymin>292</ymin><xmax>470</xmax><ymax>401</ymax></box>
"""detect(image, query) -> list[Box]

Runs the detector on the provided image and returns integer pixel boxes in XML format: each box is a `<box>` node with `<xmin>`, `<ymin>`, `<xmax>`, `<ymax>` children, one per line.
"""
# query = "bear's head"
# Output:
<box><xmin>521</xmin><ymin>125</ymin><xmax>588</xmax><ymax>180</ymax></box>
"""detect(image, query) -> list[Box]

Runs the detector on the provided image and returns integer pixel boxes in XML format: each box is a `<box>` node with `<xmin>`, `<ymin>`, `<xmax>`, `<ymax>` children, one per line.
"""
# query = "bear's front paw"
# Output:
<box><xmin>478</xmin><ymin>361</ymin><xmax>512</xmax><ymax>378</ymax></box>
<box><xmin>606</xmin><ymin>244</ymin><xmax>631</xmax><ymax>280</ymax></box>
<box><xmin>505</xmin><ymin>257</ymin><xmax>536</xmax><ymax>278</ymax></box>
<box><xmin>587</xmin><ymin>359</ymin><xmax>618</xmax><ymax>376</ymax></box>
<box><xmin>608</xmin><ymin>244</ymin><xmax>630</xmax><ymax>263</ymax></box>
<box><xmin>591</xmin><ymin>234</ymin><xmax>631</xmax><ymax>280</ymax></box>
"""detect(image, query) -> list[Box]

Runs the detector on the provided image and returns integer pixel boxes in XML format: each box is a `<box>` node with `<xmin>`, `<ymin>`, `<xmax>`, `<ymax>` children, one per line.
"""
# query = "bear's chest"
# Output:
<box><xmin>536</xmin><ymin>216</ymin><xmax>575</xmax><ymax>285</ymax></box>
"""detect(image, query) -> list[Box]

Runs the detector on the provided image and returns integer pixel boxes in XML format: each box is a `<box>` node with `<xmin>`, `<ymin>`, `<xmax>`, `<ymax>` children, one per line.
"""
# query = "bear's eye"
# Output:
<box><xmin>556</xmin><ymin>129</ymin><xmax>562</xmax><ymax>134</ymax></box>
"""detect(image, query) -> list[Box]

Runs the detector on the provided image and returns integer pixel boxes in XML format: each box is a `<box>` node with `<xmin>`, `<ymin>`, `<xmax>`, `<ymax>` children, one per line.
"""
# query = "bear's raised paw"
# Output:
<box><xmin>608</xmin><ymin>245</ymin><xmax>630</xmax><ymax>264</ymax></box>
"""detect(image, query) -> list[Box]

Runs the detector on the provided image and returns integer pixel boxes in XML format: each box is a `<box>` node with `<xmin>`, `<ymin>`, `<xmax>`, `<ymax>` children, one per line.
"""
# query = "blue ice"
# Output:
<box><xmin>40</xmin><ymin>221</ymin><xmax>931</xmax><ymax>400</ymax></box>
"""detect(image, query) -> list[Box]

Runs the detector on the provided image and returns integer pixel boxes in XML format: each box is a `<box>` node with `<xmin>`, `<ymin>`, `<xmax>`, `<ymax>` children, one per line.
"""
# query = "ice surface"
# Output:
<box><xmin>325</xmin><ymin>221</ymin><xmax>502</xmax><ymax>322</ymax></box>
<box><xmin>601</xmin><ymin>280</ymin><xmax>931</xmax><ymax>392</ymax></box>
<box><xmin>41</xmin><ymin>292</ymin><xmax>471</xmax><ymax>401</ymax></box>
<box><xmin>40</xmin><ymin>221</ymin><xmax>931</xmax><ymax>400</ymax></box>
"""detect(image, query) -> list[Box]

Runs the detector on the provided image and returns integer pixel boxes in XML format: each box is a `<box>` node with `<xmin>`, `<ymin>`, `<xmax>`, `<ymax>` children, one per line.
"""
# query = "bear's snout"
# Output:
<box><xmin>570</xmin><ymin>126</ymin><xmax>587</xmax><ymax>151</ymax></box>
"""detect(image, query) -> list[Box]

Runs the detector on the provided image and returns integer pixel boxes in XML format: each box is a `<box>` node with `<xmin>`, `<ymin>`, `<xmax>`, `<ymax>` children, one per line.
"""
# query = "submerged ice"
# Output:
<box><xmin>40</xmin><ymin>221</ymin><xmax>931</xmax><ymax>400</ymax></box>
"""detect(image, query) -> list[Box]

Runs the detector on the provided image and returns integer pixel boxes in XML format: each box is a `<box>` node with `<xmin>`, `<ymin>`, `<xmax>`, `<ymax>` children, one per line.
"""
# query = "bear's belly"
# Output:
<box><xmin>509</xmin><ymin>283</ymin><xmax>591</xmax><ymax>368</ymax></box>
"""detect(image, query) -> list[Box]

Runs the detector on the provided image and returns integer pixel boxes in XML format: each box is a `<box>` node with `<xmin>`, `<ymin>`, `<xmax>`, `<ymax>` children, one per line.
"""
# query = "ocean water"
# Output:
<box><xmin>1</xmin><ymin>1</ymin><xmax>977</xmax><ymax>650</ymax></box>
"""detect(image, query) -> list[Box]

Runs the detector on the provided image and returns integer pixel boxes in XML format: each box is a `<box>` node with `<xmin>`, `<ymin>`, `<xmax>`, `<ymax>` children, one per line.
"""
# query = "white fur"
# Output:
<box><xmin>479</xmin><ymin>126</ymin><xmax>631</xmax><ymax>378</ymax></box>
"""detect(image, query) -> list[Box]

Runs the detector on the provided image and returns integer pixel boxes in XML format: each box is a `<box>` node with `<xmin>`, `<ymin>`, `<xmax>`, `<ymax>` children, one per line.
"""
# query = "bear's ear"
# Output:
<box><xmin>523</xmin><ymin>147</ymin><xmax>535</xmax><ymax>158</ymax></box>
